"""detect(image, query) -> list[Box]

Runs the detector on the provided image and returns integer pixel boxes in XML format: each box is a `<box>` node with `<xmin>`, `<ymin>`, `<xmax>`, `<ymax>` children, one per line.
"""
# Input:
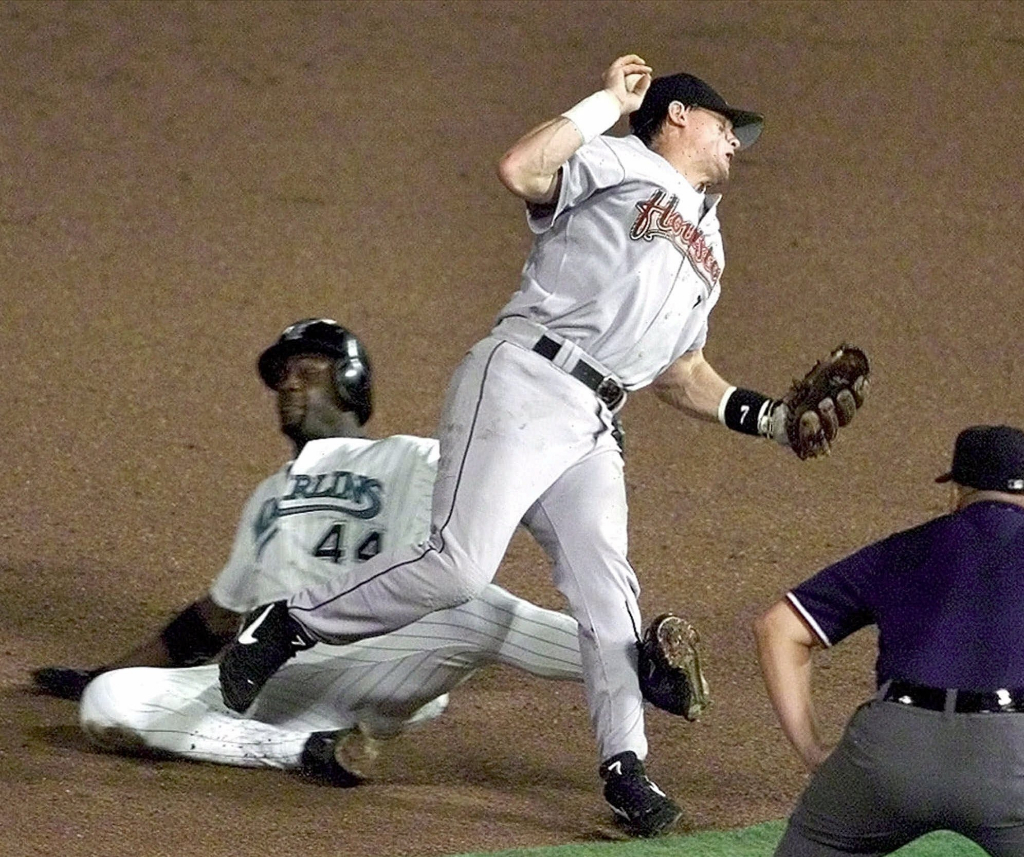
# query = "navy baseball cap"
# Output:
<box><xmin>629</xmin><ymin>72</ymin><xmax>764</xmax><ymax>149</ymax></box>
<box><xmin>936</xmin><ymin>425</ymin><xmax>1024</xmax><ymax>492</ymax></box>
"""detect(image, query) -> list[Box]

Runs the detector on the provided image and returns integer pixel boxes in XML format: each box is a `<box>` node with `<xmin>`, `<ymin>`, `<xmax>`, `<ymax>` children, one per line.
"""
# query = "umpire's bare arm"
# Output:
<box><xmin>754</xmin><ymin>601</ymin><xmax>831</xmax><ymax>771</ymax></box>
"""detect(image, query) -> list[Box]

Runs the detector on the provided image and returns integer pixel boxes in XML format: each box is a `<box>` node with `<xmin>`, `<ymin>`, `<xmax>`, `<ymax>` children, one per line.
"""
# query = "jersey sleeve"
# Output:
<box><xmin>786</xmin><ymin>541</ymin><xmax>887</xmax><ymax>647</ymax></box>
<box><xmin>526</xmin><ymin>136</ymin><xmax>627</xmax><ymax>234</ymax></box>
<box><xmin>384</xmin><ymin>436</ymin><xmax>438</xmax><ymax>548</ymax></box>
<box><xmin>208</xmin><ymin>471</ymin><xmax>285</xmax><ymax>613</ymax></box>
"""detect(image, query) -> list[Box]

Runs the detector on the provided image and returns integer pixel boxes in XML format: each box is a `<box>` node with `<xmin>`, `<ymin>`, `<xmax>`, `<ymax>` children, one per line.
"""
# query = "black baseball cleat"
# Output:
<box><xmin>218</xmin><ymin>601</ymin><xmax>315</xmax><ymax>712</ymax></box>
<box><xmin>299</xmin><ymin>727</ymin><xmax>379</xmax><ymax>787</ymax></box>
<box><xmin>600</xmin><ymin>751</ymin><xmax>682</xmax><ymax>838</ymax></box>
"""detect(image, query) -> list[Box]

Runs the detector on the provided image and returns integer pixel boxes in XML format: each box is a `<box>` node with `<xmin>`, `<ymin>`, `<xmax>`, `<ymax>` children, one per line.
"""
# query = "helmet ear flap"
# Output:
<box><xmin>330</xmin><ymin>338</ymin><xmax>372</xmax><ymax>426</ymax></box>
<box><xmin>331</xmin><ymin>360</ymin><xmax>357</xmax><ymax>411</ymax></box>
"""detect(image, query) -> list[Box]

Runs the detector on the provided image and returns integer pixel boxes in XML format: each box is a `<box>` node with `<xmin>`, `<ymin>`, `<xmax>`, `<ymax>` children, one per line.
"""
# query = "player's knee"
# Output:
<box><xmin>80</xmin><ymin>670</ymin><xmax>124</xmax><ymax>729</ymax></box>
<box><xmin>79</xmin><ymin>668</ymin><xmax>153</xmax><ymax>753</ymax></box>
<box><xmin>422</xmin><ymin>574</ymin><xmax>485</xmax><ymax>610</ymax></box>
<box><xmin>425</xmin><ymin>537</ymin><xmax>492</xmax><ymax>607</ymax></box>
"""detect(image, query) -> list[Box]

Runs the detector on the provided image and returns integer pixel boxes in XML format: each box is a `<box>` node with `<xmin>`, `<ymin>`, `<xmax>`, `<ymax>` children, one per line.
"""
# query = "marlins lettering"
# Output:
<box><xmin>253</xmin><ymin>470</ymin><xmax>384</xmax><ymax>546</ymax></box>
<box><xmin>630</xmin><ymin>190</ymin><xmax>722</xmax><ymax>287</ymax></box>
<box><xmin>281</xmin><ymin>470</ymin><xmax>384</xmax><ymax>519</ymax></box>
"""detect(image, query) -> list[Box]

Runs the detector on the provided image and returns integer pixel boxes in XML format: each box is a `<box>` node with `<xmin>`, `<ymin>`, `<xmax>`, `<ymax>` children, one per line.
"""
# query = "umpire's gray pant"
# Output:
<box><xmin>775</xmin><ymin>699</ymin><xmax>1024</xmax><ymax>856</ymax></box>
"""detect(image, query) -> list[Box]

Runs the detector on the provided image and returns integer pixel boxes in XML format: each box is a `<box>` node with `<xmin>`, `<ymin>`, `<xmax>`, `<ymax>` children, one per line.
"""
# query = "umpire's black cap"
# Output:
<box><xmin>629</xmin><ymin>73</ymin><xmax>764</xmax><ymax>149</ymax></box>
<box><xmin>936</xmin><ymin>425</ymin><xmax>1024</xmax><ymax>493</ymax></box>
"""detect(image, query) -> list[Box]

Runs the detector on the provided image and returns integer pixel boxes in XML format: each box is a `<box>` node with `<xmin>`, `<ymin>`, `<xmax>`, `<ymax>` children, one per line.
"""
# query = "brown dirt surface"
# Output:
<box><xmin>3</xmin><ymin>2</ymin><xmax>1023</xmax><ymax>856</ymax></box>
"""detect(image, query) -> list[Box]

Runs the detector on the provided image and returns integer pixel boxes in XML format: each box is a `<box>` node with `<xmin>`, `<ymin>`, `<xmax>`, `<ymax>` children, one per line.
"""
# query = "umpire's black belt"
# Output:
<box><xmin>882</xmin><ymin>679</ymin><xmax>1024</xmax><ymax>714</ymax></box>
<box><xmin>532</xmin><ymin>335</ymin><xmax>626</xmax><ymax>412</ymax></box>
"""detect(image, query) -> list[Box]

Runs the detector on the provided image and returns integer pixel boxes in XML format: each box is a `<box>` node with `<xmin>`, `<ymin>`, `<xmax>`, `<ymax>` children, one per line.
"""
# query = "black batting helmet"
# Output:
<box><xmin>258</xmin><ymin>318</ymin><xmax>373</xmax><ymax>425</ymax></box>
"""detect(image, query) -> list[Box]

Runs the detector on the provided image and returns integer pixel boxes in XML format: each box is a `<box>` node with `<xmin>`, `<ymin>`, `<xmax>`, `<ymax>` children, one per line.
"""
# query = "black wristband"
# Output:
<box><xmin>721</xmin><ymin>388</ymin><xmax>774</xmax><ymax>437</ymax></box>
<box><xmin>161</xmin><ymin>603</ymin><xmax>231</xmax><ymax>667</ymax></box>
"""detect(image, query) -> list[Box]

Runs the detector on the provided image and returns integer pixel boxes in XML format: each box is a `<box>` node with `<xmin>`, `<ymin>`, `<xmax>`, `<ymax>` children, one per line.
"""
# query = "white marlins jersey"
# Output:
<box><xmin>210</xmin><ymin>435</ymin><xmax>437</xmax><ymax>613</ymax></box>
<box><xmin>496</xmin><ymin>133</ymin><xmax>725</xmax><ymax>390</ymax></box>
<box><xmin>81</xmin><ymin>431</ymin><xmax>582</xmax><ymax>762</ymax></box>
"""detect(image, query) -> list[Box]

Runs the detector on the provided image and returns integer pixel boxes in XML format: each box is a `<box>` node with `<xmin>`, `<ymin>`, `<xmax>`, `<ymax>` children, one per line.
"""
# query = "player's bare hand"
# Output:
<box><xmin>602</xmin><ymin>54</ymin><xmax>652</xmax><ymax>114</ymax></box>
<box><xmin>32</xmin><ymin>665</ymin><xmax>104</xmax><ymax>700</ymax></box>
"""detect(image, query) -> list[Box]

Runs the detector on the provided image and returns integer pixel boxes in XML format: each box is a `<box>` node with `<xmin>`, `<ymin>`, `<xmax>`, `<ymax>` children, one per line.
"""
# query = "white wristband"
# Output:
<box><xmin>561</xmin><ymin>90</ymin><xmax>621</xmax><ymax>145</ymax></box>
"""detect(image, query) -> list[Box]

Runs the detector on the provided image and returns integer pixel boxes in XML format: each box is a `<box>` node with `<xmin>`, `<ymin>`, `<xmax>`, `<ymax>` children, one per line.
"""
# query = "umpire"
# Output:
<box><xmin>755</xmin><ymin>424</ymin><xmax>1024</xmax><ymax>856</ymax></box>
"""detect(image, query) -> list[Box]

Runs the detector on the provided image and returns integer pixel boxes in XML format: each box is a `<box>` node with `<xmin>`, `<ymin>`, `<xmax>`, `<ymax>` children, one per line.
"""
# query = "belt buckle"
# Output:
<box><xmin>962</xmin><ymin>688</ymin><xmax>1024</xmax><ymax>714</ymax></box>
<box><xmin>596</xmin><ymin>377</ymin><xmax>625</xmax><ymax>413</ymax></box>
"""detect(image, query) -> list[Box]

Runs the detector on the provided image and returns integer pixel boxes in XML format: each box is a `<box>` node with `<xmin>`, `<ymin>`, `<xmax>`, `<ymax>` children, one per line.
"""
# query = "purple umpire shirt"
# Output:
<box><xmin>787</xmin><ymin>501</ymin><xmax>1024</xmax><ymax>690</ymax></box>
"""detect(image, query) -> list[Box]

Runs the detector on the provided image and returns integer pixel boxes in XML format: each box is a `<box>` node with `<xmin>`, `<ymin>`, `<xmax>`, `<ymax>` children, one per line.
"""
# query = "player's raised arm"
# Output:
<box><xmin>495</xmin><ymin>54</ymin><xmax>651</xmax><ymax>204</ymax></box>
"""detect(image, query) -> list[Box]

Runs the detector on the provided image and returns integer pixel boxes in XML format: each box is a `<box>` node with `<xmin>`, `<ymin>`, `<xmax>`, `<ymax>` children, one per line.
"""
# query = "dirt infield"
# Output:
<box><xmin>2</xmin><ymin>2</ymin><xmax>1022</xmax><ymax>856</ymax></box>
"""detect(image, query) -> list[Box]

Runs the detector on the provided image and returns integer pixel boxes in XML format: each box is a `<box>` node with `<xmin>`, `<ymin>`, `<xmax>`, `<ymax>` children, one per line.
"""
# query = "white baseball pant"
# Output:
<box><xmin>79</xmin><ymin>585</ymin><xmax>581</xmax><ymax>769</ymax></box>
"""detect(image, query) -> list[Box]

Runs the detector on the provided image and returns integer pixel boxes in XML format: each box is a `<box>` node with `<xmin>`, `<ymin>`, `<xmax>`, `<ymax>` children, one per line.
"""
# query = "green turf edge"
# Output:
<box><xmin>451</xmin><ymin>820</ymin><xmax>989</xmax><ymax>857</ymax></box>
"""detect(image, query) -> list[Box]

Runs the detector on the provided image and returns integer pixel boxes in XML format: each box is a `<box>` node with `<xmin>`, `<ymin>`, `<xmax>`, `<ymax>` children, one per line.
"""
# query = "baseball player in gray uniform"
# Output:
<box><xmin>35</xmin><ymin>319</ymin><xmax>594</xmax><ymax>784</ymax></box>
<box><xmin>218</xmin><ymin>55</ymin><xmax>863</xmax><ymax>835</ymax></box>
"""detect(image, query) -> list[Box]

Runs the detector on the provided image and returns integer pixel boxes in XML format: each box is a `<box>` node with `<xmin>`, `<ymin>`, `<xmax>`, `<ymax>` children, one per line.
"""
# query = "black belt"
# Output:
<box><xmin>532</xmin><ymin>335</ymin><xmax>626</xmax><ymax>412</ymax></box>
<box><xmin>883</xmin><ymin>680</ymin><xmax>1024</xmax><ymax>714</ymax></box>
